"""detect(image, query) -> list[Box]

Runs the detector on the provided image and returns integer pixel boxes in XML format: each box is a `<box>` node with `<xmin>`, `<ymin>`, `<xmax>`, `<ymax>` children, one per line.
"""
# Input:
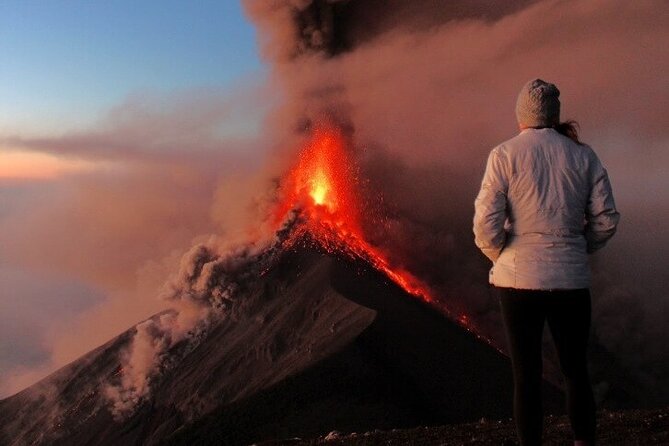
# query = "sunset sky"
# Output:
<box><xmin>1</xmin><ymin>0</ymin><xmax>667</xmax><ymax>401</ymax></box>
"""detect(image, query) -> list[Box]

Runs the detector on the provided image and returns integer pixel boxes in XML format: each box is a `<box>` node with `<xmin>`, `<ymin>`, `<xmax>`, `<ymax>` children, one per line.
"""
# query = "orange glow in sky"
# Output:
<box><xmin>0</xmin><ymin>150</ymin><xmax>98</xmax><ymax>180</ymax></box>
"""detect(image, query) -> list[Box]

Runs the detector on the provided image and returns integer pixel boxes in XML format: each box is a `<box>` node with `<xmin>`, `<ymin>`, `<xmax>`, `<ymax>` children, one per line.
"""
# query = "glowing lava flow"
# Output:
<box><xmin>274</xmin><ymin>126</ymin><xmax>437</xmax><ymax>306</ymax></box>
<box><xmin>272</xmin><ymin>125</ymin><xmax>498</xmax><ymax>349</ymax></box>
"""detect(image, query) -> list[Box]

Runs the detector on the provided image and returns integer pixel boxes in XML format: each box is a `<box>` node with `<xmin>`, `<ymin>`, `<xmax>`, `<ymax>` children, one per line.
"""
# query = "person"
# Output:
<box><xmin>472</xmin><ymin>79</ymin><xmax>620</xmax><ymax>446</ymax></box>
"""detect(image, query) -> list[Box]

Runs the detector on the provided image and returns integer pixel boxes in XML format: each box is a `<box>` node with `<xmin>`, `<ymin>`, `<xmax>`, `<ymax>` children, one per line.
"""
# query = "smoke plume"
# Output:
<box><xmin>242</xmin><ymin>0</ymin><xmax>669</xmax><ymax>405</ymax></box>
<box><xmin>103</xmin><ymin>234</ymin><xmax>278</xmax><ymax>419</ymax></box>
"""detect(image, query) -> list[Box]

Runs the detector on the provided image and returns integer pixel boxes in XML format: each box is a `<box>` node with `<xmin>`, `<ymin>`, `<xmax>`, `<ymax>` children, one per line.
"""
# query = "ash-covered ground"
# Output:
<box><xmin>261</xmin><ymin>407</ymin><xmax>669</xmax><ymax>446</ymax></box>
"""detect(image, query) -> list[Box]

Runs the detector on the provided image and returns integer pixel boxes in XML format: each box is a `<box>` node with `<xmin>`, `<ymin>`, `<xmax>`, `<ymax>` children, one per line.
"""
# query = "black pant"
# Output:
<box><xmin>498</xmin><ymin>287</ymin><xmax>596</xmax><ymax>445</ymax></box>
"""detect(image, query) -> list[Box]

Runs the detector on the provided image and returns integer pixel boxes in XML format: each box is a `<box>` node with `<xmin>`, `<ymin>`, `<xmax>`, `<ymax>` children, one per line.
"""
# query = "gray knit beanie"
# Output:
<box><xmin>515</xmin><ymin>79</ymin><xmax>560</xmax><ymax>128</ymax></box>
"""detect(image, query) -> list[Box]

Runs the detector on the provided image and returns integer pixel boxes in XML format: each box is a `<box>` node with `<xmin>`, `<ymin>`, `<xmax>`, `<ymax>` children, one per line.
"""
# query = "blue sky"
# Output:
<box><xmin>0</xmin><ymin>0</ymin><xmax>263</xmax><ymax>134</ymax></box>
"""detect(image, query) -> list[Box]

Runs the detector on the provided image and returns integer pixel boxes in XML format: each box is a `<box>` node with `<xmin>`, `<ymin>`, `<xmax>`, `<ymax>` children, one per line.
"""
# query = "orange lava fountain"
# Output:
<box><xmin>274</xmin><ymin>126</ymin><xmax>437</xmax><ymax>306</ymax></box>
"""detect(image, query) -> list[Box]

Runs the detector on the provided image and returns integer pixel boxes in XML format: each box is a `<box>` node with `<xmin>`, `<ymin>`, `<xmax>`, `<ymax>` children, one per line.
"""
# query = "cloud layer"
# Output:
<box><xmin>0</xmin><ymin>83</ymin><xmax>275</xmax><ymax>397</ymax></box>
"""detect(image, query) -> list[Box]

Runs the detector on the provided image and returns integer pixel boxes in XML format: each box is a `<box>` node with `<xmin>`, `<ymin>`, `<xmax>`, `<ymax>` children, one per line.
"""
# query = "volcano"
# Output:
<box><xmin>0</xmin><ymin>126</ymin><xmax>561</xmax><ymax>445</ymax></box>
<box><xmin>0</xmin><ymin>237</ymin><xmax>559</xmax><ymax>446</ymax></box>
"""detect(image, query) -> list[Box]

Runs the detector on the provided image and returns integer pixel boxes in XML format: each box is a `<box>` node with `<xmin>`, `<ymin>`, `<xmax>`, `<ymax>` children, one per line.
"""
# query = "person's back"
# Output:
<box><xmin>473</xmin><ymin>79</ymin><xmax>620</xmax><ymax>446</ymax></box>
<box><xmin>476</xmin><ymin>127</ymin><xmax>618</xmax><ymax>290</ymax></box>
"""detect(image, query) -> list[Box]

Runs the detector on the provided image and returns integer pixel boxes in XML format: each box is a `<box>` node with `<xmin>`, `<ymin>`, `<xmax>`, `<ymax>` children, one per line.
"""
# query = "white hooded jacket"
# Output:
<box><xmin>473</xmin><ymin>127</ymin><xmax>620</xmax><ymax>290</ymax></box>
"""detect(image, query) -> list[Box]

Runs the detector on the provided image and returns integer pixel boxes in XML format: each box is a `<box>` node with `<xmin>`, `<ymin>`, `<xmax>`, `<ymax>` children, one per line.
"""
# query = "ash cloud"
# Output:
<box><xmin>0</xmin><ymin>83</ymin><xmax>279</xmax><ymax>398</ymax></box>
<box><xmin>243</xmin><ymin>0</ymin><xmax>669</xmax><ymax>405</ymax></box>
<box><xmin>244</xmin><ymin>0</ymin><xmax>537</xmax><ymax>59</ymax></box>
<box><xmin>103</xmin><ymin>235</ymin><xmax>277</xmax><ymax>419</ymax></box>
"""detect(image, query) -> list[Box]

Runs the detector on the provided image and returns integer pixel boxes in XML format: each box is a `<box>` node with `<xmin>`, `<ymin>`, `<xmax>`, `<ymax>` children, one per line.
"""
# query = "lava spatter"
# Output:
<box><xmin>274</xmin><ymin>125</ymin><xmax>436</xmax><ymax>305</ymax></box>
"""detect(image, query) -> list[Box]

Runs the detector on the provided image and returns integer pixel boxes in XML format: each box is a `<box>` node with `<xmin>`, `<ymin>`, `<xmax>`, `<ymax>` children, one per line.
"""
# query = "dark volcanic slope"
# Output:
<box><xmin>0</xmin><ymin>245</ymin><xmax>559</xmax><ymax>446</ymax></box>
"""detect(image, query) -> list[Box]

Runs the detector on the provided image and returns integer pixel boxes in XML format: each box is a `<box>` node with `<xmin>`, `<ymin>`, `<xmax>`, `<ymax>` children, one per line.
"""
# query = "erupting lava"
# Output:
<box><xmin>273</xmin><ymin>125</ymin><xmax>494</xmax><ymax>346</ymax></box>
<box><xmin>274</xmin><ymin>126</ymin><xmax>437</xmax><ymax>306</ymax></box>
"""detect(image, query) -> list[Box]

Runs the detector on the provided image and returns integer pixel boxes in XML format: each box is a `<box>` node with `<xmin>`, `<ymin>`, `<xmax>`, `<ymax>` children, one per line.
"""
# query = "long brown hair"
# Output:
<box><xmin>553</xmin><ymin>119</ymin><xmax>583</xmax><ymax>145</ymax></box>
